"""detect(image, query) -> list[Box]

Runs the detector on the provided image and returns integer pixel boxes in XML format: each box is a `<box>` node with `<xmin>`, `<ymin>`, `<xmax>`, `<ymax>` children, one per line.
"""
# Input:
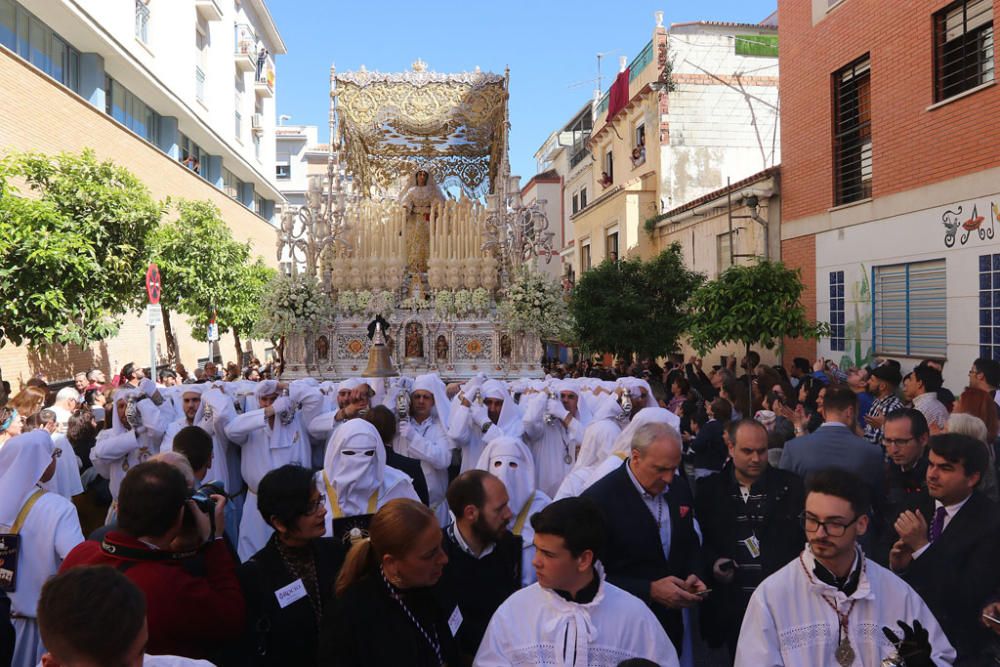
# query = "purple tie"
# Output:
<box><xmin>929</xmin><ymin>506</ymin><xmax>948</xmax><ymax>542</ymax></box>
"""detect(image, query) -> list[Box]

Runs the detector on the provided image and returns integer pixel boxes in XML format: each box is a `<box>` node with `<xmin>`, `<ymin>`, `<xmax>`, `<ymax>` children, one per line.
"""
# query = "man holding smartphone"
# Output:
<box><xmin>695</xmin><ymin>419</ymin><xmax>805</xmax><ymax>663</ymax></box>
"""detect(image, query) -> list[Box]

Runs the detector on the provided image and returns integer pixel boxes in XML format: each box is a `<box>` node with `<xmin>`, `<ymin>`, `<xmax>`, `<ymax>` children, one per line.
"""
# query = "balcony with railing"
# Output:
<box><xmin>596</xmin><ymin>39</ymin><xmax>656</xmax><ymax>119</ymax></box>
<box><xmin>254</xmin><ymin>54</ymin><xmax>274</xmax><ymax>98</ymax></box>
<box><xmin>234</xmin><ymin>23</ymin><xmax>257</xmax><ymax>73</ymax></box>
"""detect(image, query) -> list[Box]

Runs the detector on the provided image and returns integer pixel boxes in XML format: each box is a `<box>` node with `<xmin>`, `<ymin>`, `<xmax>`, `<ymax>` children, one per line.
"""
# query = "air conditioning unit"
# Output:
<box><xmin>251</xmin><ymin>113</ymin><xmax>264</xmax><ymax>134</ymax></box>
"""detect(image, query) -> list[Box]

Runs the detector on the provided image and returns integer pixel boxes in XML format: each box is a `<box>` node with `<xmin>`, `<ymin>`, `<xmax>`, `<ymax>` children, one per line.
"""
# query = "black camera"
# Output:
<box><xmin>187</xmin><ymin>481</ymin><xmax>225</xmax><ymax>537</ymax></box>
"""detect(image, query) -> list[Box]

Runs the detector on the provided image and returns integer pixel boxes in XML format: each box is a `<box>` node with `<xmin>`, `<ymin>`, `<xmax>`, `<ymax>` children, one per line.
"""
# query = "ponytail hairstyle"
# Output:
<box><xmin>335</xmin><ymin>498</ymin><xmax>437</xmax><ymax>597</ymax></box>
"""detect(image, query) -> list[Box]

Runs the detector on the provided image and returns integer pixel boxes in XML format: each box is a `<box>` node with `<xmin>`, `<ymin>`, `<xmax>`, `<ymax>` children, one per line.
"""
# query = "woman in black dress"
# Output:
<box><xmin>320</xmin><ymin>498</ymin><xmax>460</xmax><ymax>666</ymax></box>
<box><xmin>239</xmin><ymin>464</ymin><xmax>347</xmax><ymax>666</ymax></box>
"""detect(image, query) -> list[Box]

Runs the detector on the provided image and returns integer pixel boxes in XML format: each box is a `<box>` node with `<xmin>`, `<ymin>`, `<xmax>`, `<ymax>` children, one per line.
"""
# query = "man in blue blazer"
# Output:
<box><xmin>582</xmin><ymin>421</ymin><xmax>707</xmax><ymax>656</ymax></box>
<box><xmin>779</xmin><ymin>385</ymin><xmax>883</xmax><ymax>495</ymax></box>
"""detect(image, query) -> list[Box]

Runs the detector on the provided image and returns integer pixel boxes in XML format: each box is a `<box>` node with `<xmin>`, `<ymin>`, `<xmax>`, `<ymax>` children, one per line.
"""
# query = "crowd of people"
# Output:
<box><xmin>1</xmin><ymin>351</ymin><xmax>1000</xmax><ymax>666</ymax></box>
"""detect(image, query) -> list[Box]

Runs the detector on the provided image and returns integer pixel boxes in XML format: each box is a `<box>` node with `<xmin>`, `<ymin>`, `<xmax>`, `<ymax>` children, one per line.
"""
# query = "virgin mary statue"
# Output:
<box><xmin>398</xmin><ymin>169</ymin><xmax>445</xmax><ymax>274</ymax></box>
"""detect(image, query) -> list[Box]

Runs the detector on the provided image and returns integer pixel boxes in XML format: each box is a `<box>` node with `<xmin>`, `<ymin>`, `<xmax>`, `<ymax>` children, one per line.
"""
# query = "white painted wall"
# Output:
<box><xmin>662</xmin><ymin>26</ymin><xmax>779</xmax><ymax>210</ymax></box>
<box><xmin>814</xmin><ymin>190</ymin><xmax>1000</xmax><ymax>392</ymax></box>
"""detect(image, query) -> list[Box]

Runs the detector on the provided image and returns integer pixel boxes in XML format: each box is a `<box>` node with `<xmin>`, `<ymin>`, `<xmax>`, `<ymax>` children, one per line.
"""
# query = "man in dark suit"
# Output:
<box><xmin>890</xmin><ymin>433</ymin><xmax>1000</xmax><ymax>665</ymax></box>
<box><xmin>689</xmin><ymin>397</ymin><xmax>731</xmax><ymax>482</ymax></box>
<box><xmin>779</xmin><ymin>384</ymin><xmax>883</xmax><ymax>495</ymax></box>
<box><xmin>696</xmin><ymin>419</ymin><xmax>804</xmax><ymax>663</ymax></box>
<box><xmin>582</xmin><ymin>420</ymin><xmax>706</xmax><ymax>656</ymax></box>
<box><xmin>872</xmin><ymin>408</ymin><xmax>930</xmax><ymax>564</ymax></box>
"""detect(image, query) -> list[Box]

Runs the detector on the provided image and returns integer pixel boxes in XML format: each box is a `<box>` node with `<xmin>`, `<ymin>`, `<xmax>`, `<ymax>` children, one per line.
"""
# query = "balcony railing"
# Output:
<box><xmin>254</xmin><ymin>56</ymin><xmax>274</xmax><ymax>97</ymax></box>
<box><xmin>234</xmin><ymin>23</ymin><xmax>257</xmax><ymax>72</ymax></box>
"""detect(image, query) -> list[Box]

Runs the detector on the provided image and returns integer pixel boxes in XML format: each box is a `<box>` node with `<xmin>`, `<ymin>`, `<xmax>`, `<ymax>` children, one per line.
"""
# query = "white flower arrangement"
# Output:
<box><xmin>356</xmin><ymin>290</ymin><xmax>372</xmax><ymax>312</ymax></box>
<box><xmin>254</xmin><ymin>273</ymin><xmax>334</xmax><ymax>339</ymax></box>
<box><xmin>471</xmin><ymin>287</ymin><xmax>491</xmax><ymax>315</ymax></box>
<box><xmin>368</xmin><ymin>290</ymin><xmax>396</xmax><ymax>318</ymax></box>
<box><xmin>498</xmin><ymin>269</ymin><xmax>572</xmax><ymax>339</ymax></box>
<box><xmin>337</xmin><ymin>290</ymin><xmax>358</xmax><ymax>315</ymax></box>
<box><xmin>453</xmin><ymin>289</ymin><xmax>473</xmax><ymax>316</ymax></box>
<box><xmin>434</xmin><ymin>290</ymin><xmax>454</xmax><ymax>319</ymax></box>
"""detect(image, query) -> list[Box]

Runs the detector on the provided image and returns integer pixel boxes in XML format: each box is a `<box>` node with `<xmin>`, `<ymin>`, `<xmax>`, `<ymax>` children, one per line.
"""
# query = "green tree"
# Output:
<box><xmin>687</xmin><ymin>260</ymin><xmax>830</xmax><ymax>362</ymax></box>
<box><xmin>144</xmin><ymin>200</ymin><xmax>252</xmax><ymax>363</ymax></box>
<box><xmin>0</xmin><ymin>149</ymin><xmax>163</xmax><ymax>347</ymax></box>
<box><xmin>188</xmin><ymin>258</ymin><xmax>276</xmax><ymax>362</ymax></box>
<box><xmin>570</xmin><ymin>244</ymin><xmax>704</xmax><ymax>360</ymax></box>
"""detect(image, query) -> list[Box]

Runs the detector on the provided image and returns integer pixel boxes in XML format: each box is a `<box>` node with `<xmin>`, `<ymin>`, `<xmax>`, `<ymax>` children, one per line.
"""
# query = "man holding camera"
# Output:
<box><xmin>59</xmin><ymin>461</ymin><xmax>245</xmax><ymax>661</ymax></box>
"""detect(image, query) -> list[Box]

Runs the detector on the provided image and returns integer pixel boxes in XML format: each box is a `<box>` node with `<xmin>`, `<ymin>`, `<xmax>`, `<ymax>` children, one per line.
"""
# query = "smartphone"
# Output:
<box><xmin>984</xmin><ymin>612</ymin><xmax>1000</xmax><ymax>624</ymax></box>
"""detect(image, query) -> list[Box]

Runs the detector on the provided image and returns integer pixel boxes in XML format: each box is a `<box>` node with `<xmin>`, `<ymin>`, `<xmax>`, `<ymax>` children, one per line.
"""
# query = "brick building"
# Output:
<box><xmin>779</xmin><ymin>0</ymin><xmax>999</xmax><ymax>390</ymax></box>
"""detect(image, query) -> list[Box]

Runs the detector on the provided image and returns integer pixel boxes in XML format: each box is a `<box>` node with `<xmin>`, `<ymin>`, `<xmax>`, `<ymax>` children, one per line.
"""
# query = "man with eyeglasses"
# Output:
<box><xmin>889</xmin><ymin>433</ymin><xmax>1000</xmax><ymax>663</ymax></box>
<box><xmin>870</xmin><ymin>408</ymin><xmax>931</xmax><ymax>564</ymax></box>
<box><xmin>736</xmin><ymin>468</ymin><xmax>954</xmax><ymax>666</ymax></box>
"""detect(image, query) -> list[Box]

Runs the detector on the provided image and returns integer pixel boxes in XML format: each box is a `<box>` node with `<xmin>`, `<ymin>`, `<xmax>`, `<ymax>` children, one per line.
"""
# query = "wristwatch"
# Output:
<box><xmin>480</xmin><ymin>422</ymin><xmax>491</xmax><ymax>434</ymax></box>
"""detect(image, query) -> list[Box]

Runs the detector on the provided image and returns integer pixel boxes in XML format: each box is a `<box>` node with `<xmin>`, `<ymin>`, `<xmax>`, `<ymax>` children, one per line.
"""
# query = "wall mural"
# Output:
<box><xmin>942</xmin><ymin>202</ymin><xmax>997</xmax><ymax>248</ymax></box>
<box><xmin>831</xmin><ymin>265</ymin><xmax>873</xmax><ymax>370</ymax></box>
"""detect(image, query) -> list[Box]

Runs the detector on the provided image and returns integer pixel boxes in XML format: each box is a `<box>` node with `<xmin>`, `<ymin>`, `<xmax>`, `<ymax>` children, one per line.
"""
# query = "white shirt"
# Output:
<box><xmin>736</xmin><ymin>547</ymin><xmax>955</xmax><ymax>666</ymax></box>
<box><xmin>625</xmin><ymin>458</ymin><xmax>671</xmax><ymax>560</ymax></box>
<box><xmin>913</xmin><ymin>393</ymin><xmax>949</xmax><ymax>429</ymax></box>
<box><xmin>475</xmin><ymin>565</ymin><xmax>679</xmax><ymax>667</ymax></box>
<box><xmin>911</xmin><ymin>494</ymin><xmax>972</xmax><ymax>559</ymax></box>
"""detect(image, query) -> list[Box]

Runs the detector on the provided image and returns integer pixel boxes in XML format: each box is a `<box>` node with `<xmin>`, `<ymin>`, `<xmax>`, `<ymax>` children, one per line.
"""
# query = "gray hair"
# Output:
<box><xmin>631</xmin><ymin>422</ymin><xmax>681</xmax><ymax>455</ymax></box>
<box><xmin>150</xmin><ymin>451</ymin><xmax>196</xmax><ymax>488</ymax></box>
<box><xmin>948</xmin><ymin>413</ymin><xmax>989</xmax><ymax>444</ymax></box>
<box><xmin>56</xmin><ymin>387</ymin><xmax>80</xmax><ymax>403</ymax></box>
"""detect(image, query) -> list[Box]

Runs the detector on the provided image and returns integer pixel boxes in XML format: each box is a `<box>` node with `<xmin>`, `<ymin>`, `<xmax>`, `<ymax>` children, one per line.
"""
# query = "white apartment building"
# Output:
<box><xmin>274</xmin><ymin>122</ymin><xmax>321</xmax><ymax>207</ymax></box>
<box><xmin>2</xmin><ymin>0</ymin><xmax>287</xmax><ymax>221</ymax></box>
<box><xmin>533</xmin><ymin>101</ymin><xmax>594</xmax><ymax>285</ymax></box>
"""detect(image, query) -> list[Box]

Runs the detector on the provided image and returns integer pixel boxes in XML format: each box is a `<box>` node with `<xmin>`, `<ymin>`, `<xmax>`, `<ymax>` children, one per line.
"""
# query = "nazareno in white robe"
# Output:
<box><xmin>735</xmin><ymin>546</ymin><xmax>956</xmax><ymax>666</ymax></box>
<box><xmin>474</xmin><ymin>563</ymin><xmax>679</xmax><ymax>667</ymax></box>
<box><xmin>224</xmin><ymin>380</ymin><xmax>323</xmax><ymax>561</ymax></box>
<box><xmin>0</xmin><ymin>431</ymin><xmax>84</xmax><ymax>667</ymax></box>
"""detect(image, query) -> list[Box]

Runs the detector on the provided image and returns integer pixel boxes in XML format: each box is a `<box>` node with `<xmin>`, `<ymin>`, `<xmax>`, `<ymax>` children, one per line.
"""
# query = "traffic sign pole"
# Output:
<box><xmin>146</xmin><ymin>263</ymin><xmax>161</xmax><ymax>377</ymax></box>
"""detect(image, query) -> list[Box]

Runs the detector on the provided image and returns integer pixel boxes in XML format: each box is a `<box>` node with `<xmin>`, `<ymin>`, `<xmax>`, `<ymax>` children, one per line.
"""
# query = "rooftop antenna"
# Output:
<box><xmin>595</xmin><ymin>51</ymin><xmax>615</xmax><ymax>97</ymax></box>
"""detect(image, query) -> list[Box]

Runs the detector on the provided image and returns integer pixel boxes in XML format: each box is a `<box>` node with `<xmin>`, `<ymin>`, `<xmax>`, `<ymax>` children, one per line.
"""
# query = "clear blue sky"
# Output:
<box><xmin>268</xmin><ymin>0</ymin><xmax>777</xmax><ymax>181</ymax></box>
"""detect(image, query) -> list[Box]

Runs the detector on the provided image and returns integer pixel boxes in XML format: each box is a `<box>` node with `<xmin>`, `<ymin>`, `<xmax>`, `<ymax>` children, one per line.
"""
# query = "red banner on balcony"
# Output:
<box><xmin>606</xmin><ymin>67</ymin><xmax>631</xmax><ymax>122</ymax></box>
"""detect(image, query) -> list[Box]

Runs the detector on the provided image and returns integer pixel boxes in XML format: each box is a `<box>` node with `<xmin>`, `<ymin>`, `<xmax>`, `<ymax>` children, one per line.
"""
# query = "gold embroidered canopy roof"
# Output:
<box><xmin>335</xmin><ymin>66</ymin><xmax>508</xmax><ymax>197</ymax></box>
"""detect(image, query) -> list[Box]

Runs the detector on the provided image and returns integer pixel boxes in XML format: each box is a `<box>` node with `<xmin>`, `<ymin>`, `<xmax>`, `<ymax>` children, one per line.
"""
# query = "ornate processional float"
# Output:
<box><xmin>274</xmin><ymin>60</ymin><xmax>560</xmax><ymax>380</ymax></box>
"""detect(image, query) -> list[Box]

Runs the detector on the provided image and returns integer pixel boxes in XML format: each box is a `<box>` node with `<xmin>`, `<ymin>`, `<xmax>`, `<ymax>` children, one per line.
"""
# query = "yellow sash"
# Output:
<box><xmin>10</xmin><ymin>489</ymin><xmax>46</xmax><ymax>535</ymax></box>
<box><xmin>323</xmin><ymin>472</ymin><xmax>378</xmax><ymax>519</ymax></box>
<box><xmin>512</xmin><ymin>496</ymin><xmax>533</xmax><ymax>537</ymax></box>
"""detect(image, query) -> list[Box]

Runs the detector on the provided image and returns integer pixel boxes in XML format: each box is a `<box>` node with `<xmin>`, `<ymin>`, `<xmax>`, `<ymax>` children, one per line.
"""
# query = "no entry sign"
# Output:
<box><xmin>146</xmin><ymin>263</ymin><xmax>161</xmax><ymax>305</ymax></box>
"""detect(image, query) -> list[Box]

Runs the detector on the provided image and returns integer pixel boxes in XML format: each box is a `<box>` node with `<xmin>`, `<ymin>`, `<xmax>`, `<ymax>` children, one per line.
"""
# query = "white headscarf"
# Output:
<box><xmin>322</xmin><ymin>419</ymin><xmax>386</xmax><ymax>516</ymax></box>
<box><xmin>412</xmin><ymin>372</ymin><xmax>452</xmax><ymax>430</ymax></box>
<box><xmin>254</xmin><ymin>380</ymin><xmax>280</xmax><ymax>401</ymax></box>
<box><xmin>610</xmin><ymin>406</ymin><xmax>680</xmax><ymax>456</ymax></box>
<box><xmin>0</xmin><ymin>430</ymin><xmax>54</xmax><ymax>527</ymax></box>
<box><xmin>552</xmin><ymin>380</ymin><xmax>593</xmax><ymax>426</ymax></box>
<box><xmin>481</xmin><ymin>379</ymin><xmax>524</xmax><ymax>437</ymax></box>
<box><xmin>475</xmin><ymin>436</ymin><xmax>537</xmax><ymax>516</ymax></box>
<box><xmin>109</xmin><ymin>387</ymin><xmax>138</xmax><ymax>435</ymax></box>
<box><xmin>572</xmin><ymin>395</ymin><xmax>625</xmax><ymax>470</ymax></box>
<box><xmin>619</xmin><ymin>377</ymin><xmax>658</xmax><ymax>409</ymax></box>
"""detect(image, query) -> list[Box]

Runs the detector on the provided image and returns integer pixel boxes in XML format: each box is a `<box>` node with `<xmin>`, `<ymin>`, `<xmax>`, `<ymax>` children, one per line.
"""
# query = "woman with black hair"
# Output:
<box><xmin>239</xmin><ymin>464</ymin><xmax>347</xmax><ymax>667</ymax></box>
